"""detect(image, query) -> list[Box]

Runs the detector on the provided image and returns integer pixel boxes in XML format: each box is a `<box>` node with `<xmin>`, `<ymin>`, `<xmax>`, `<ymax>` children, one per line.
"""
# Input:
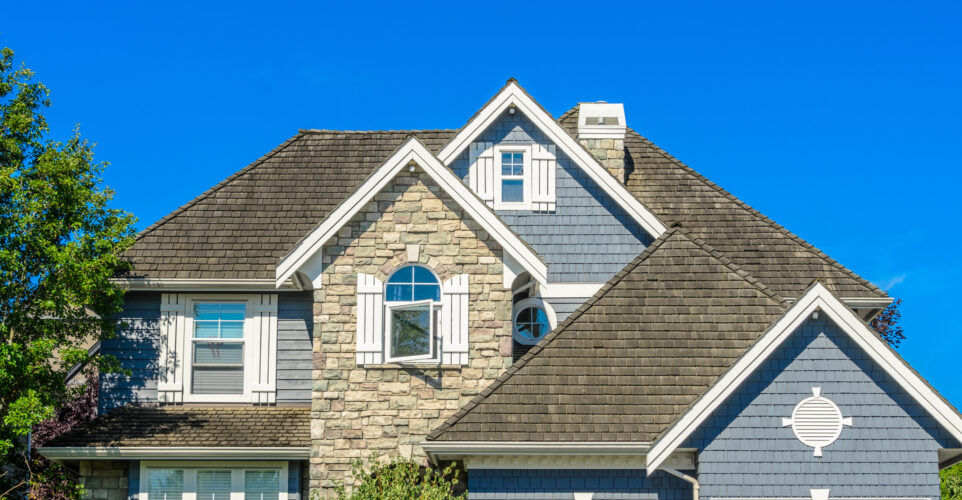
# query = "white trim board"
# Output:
<box><xmin>645</xmin><ymin>281</ymin><xmax>962</xmax><ymax>474</ymax></box>
<box><xmin>538</xmin><ymin>282</ymin><xmax>605</xmax><ymax>298</ymax></box>
<box><xmin>114</xmin><ymin>278</ymin><xmax>300</xmax><ymax>291</ymax></box>
<box><xmin>38</xmin><ymin>446</ymin><xmax>309</xmax><ymax>460</ymax></box>
<box><xmin>436</xmin><ymin>80</ymin><xmax>667</xmax><ymax>240</ymax></box>
<box><xmin>275</xmin><ymin>137</ymin><xmax>548</xmax><ymax>288</ymax></box>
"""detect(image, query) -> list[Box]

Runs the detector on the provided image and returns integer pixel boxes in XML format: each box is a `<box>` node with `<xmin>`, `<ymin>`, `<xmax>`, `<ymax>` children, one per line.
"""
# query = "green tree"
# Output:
<box><xmin>328</xmin><ymin>453</ymin><xmax>465</xmax><ymax>500</ymax></box>
<box><xmin>944</xmin><ymin>463</ymin><xmax>962</xmax><ymax>499</ymax></box>
<box><xmin>0</xmin><ymin>46</ymin><xmax>135</xmax><ymax>496</ymax></box>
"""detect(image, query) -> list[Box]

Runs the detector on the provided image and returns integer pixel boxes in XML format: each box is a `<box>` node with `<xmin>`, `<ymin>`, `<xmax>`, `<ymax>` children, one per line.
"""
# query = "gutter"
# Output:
<box><xmin>661</xmin><ymin>466</ymin><xmax>699</xmax><ymax>500</ymax></box>
<box><xmin>38</xmin><ymin>446</ymin><xmax>310</xmax><ymax>461</ymax></box>
<box><xmin>112</xmin><ymin>278</ymin><xmax>300</xmax><ymax>292</ymax></box>
<box><xmin>420</xmin><ymin>441</ymin><xmax>651</xmax><ymax>458</ymax></box>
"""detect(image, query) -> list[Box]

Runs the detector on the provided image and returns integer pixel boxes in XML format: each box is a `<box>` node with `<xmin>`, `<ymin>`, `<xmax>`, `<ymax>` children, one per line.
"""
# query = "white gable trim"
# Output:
<box><xmin>436</xmin><ymin>81</ymin><xmax>667</xmax><ymax>239</ymax></box>
<box><xmin>645</xmin><ymin>281</ymin><xmax>962</xmax><ymax>474</ymax></box>
<box><xmin>275</xmin><ymin>137</ymin><xmax>547</xmax><ymax>288</ymax></box>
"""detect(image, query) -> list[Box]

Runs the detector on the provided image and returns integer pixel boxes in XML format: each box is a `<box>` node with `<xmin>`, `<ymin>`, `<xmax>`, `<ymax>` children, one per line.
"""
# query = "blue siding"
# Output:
<box><xmin>544</xmin><ymin>297</ymin><xmax>590</xmax><ymax>323</ymax></box>
<box><xmin>288</xmin><ymin>461</ymin><xmax>301</xmax><ymax>500</ymax></box>
<box><xmin>467</xmin><ymin>469</ymin><xmax>691</xmax><ymax>499</ymax></box>
<box><xmin>128</xmin><ymin>460</ymin><xmax>139</xmax><ymax>500</ymax></box>
<box><xmin>686</xmin><ymin>316</ymin><xmax>959</xmax><ymax>498</ymax></box>
<box><xmin>452</xmin><ymin>111</ymin><xmax>652</xmax><ymax>282</ymax></box>
<box><xmin>100</xmin><ymin>292</ymin><xmax>313</xmax><ymax>412</ymax></box>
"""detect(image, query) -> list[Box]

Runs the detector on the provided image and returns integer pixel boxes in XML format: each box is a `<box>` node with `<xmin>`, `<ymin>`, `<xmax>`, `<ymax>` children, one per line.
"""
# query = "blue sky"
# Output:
<box><xmin>3</xmin><ymin>1</ymin><xmax>961</xmax><ymax>404</ymax></box>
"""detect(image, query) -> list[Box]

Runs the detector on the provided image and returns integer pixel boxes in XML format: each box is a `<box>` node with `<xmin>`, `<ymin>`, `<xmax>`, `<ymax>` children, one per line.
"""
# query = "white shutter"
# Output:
<box><xmin>250</xmin><ymin>294</ymin><xmax>278</xmax><ymax>404</ymax></box>
<box><xmin>531</xmin><ymin>143</ymin><xmax>556</xmax><ymax>211</ymax></box>
<box><xmin>356</xmin><ymin>273</ymin><xmax>384</xmax><ymax>365</ymax></box>
<box><xmin>469</xmin><ymin>142</ymin><xmax>495</xmax><ymax>204</ymax></box>
<box><xmin>441</xmin><ymin>274</ymin><xmax>469</xmax><ymax>365</ymax></box>
<box><xmin>158</xmin><ymin>293</ymin><xmax>187</xmax><ymax>403</ymax></box>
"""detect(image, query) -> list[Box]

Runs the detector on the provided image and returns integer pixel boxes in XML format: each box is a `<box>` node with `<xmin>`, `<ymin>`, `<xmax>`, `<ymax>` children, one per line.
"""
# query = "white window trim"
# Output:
<box><xmin>493</xmin><ymin>144</ymin><xmax>532</xmax><ymax>210</ymax></box>
<box><xmin>512</xmin><ymin>297</ymin><xmax>557</xmax><ymax>345</ymax></box>
<box><xmin>139</xmin><ymin>460</ymin><xmax>288</xmax><ymax>500</ymax></box>
<box><xmin>384</xmin><ymin>299</ymin><xmax>440</xmax><ymax>364</ymax></box>
<box><xmin>183</xmin><ymin>295</ymin><xmax>258</xmax><ymax>404</ymax></box>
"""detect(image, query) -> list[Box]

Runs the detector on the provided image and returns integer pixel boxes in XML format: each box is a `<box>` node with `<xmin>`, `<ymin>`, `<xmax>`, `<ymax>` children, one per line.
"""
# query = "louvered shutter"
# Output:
<box><xmin>250</xmin><ymin>294</ymin><xmax>278</xmax><ymax>404</ymax></box>
<box><xmin>356</xmin><ymin>274</ymin><xmax>384</xmax><ymax>365</ymax></box>
<box><xmin>531</xmin><ymin>143</ymin><xmax>557</xmax><ymax>211</ymax></box>
<box><xmin>158</xmin><ymin>293</ymin><xmax>187</xmax><ymax>403</ymax></box>
<box><xmin>469</xmin><ymin>142</ymin><xmax>495</xmax><ymax>204</ymax></box>
<box><xmin>441</xmin><ymin>274</ymin><xmax>469</xmax><ymax>365</ymax></box>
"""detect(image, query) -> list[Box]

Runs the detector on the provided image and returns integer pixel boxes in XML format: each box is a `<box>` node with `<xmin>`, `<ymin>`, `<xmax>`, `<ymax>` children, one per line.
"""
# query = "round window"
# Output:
<box><xmin>512</xmin><ymin>299</ymin><xmax>555</xmax><ymax>345</ymax></box>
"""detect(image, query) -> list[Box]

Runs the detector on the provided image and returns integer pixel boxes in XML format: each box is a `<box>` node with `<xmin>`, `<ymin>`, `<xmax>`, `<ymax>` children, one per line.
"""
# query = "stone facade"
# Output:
<box><xmin>310</xmin><ymin>167</ymin><xmax>514</xmax><ymax>493</ymax></box>
<box><xmin>580</xmin><ymin>137</ymin><xmax>626</xmax><ymax>183</ymax></box>
<box><xmin>78</xmin><ymin>460</ymin><xmax>128</xmax><ymax>500</ymax></box>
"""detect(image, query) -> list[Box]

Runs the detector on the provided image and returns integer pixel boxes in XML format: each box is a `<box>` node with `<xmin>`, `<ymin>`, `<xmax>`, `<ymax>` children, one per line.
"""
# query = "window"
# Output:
<box><xmin>500</xmin><ymin>151</ymin><xmax>525</xmax><ymax>203</ymax></box>
<box><xmin>385</xmin><ymin>265</ymin><xmax>441</xmax><ymax>363</ymax></box>
<box><xmin>512</xmin><ymin>297</ymin><xmax>557</xmax><ymax>346</ymax></box>
<box><xmin>142</xmin><ymin>462</ymin><xmax>286</xmax><ymax>500</ymax></box>
<box><xmin>191</xmin><ymin>302</ymin><xmax>245</xmax><ymax>395</ymax></box>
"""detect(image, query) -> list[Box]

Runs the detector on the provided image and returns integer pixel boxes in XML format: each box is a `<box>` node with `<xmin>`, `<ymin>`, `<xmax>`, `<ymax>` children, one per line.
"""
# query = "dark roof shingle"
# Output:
<box><xmin>44</xmin><ymin>406</ymin><xmax>310</xmax><ymax>448</ymax></box>
<box><xmin>428</xmin><ymin>228</ymin><xmax>787</xmax><ymax>442</ymax></box>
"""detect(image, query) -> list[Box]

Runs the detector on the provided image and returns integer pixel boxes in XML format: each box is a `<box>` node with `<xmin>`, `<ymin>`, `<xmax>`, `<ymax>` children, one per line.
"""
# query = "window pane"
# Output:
<box><xmin>219</xmin><ymin>320</ymin><xmax>244</xmax><ymax>339</ymax></box>
<box><xmin>245</xmin><ymin>470</ymin><xmax>280</xmax><ymax>500</ymax></box>
<box><xmin>148</xmin><ymin>469</ymin><xmax>184</xmax><ymax>500</ymax></box>
<box><xmin>197</xmin><ymin>470</ymin><xmax>232</xmax><ymax>500</ymax></box>
<box><xmin>194</xmin><ymin>342</ymin><xmax>243</xmax><ymax>365</ymax></box>
<box><xmin>194</xmin><ymin>321</ymin><xmax>221</xmax><ymax>339</ymax></box>
<box><xmin>385</xmin><ymin>283</ymin><xmax>412</xmax><ymax>302</ymax></box>
<box><xmin>387</xmin><ymin>266</ymin><xmax>413</xmax><ymax>283</ymax></box>
<box><xmin>390</xmin><ymin>306</ymin><xmax>431</xmax><ymax>358</ymax></box>
<box><xmin>502</xmin><ymin>179</ymin><xmax>524</xmax><ymax>203</ymax></box>
<box><xmin>413</xmin><ymin>284</ymin><xmax>441</xmax><ymax>302</ymax></box>
<box><xmin>193</xmin><ymin>366</ymin><xmax>244</xmax><ymax>394</ymax></box>
<box><xmin>412</xmin><ymin>266</ymin><xmax>437</xmax><ymax>284</ymax></box>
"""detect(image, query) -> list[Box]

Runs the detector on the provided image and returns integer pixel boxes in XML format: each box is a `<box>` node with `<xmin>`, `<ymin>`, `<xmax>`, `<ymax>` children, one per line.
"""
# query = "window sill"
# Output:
<box><xmin>360</xmin><ymin>363</ymin><xmax>464</xmax><ymax>370</ymax></box>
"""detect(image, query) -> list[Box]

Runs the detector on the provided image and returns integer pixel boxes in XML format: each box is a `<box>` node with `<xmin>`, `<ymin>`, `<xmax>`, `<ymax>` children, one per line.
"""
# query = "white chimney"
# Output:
<box><xmin>577</xmin><ymin>102</ymin><xmax>627</xmax><ymax>182</ymax></box>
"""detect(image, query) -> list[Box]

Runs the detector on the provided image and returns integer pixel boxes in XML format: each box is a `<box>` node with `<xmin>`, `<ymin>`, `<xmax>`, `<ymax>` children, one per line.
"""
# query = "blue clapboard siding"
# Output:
<box><xmin>100</xmin><ymin>292</ymin><xmax>313</xmax><ymax>412</ymax></box>
<box><xmin>451</xmin><ymin>111</ymin><xmax>651</xmax><ymax>283</ymax></box>
<box><xmin>685</xmin><ymin>315</ymin><xmax>960</xmax><ymax>498</ymax></box>
<box><xmin>128</xmin><ymin>460</ymin><xmax>139</xmax><ymax>500</ymax></box>
<box><xmin>467</xmin><ymin>469</ymin><xmax>691</xmax><ymax>499</ymax></box>
<box><xmin>544</xmin><ymin>297</ymin><xmax>590</xmax><ymax>323</ymax></box>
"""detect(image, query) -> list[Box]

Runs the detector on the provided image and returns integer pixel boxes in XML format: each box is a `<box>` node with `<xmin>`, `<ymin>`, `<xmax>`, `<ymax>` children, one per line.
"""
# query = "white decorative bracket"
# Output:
<box><xmin>811</xmin><ymin>489</ymin><xmax>830</xmax><ymax>500</ymax></box>
<box><xmin>782</xmin><ymin>387</ymin><xmax>853</xmax><ymax>457</ymax></box>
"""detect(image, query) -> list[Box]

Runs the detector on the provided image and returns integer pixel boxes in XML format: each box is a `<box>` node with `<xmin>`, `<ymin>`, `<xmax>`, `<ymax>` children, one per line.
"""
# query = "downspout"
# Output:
<box><xmin>661</xmin><ymin>466</ymin><xmax>699</xmax><ymax>500</ymax></box>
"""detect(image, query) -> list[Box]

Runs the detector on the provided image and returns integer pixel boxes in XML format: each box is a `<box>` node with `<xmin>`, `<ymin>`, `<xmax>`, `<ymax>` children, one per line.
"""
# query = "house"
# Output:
<box><xmin>39</xmin><ymin>80</ymin><xmax>962</xmax><ymax>500</ymax></box>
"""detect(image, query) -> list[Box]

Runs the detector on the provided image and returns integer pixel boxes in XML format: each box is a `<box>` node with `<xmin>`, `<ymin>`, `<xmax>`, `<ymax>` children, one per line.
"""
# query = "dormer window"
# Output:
<box><xmin>494</xmin><ymin>146</ymin><xmax>531</xmax><ymax>209</ymax></box>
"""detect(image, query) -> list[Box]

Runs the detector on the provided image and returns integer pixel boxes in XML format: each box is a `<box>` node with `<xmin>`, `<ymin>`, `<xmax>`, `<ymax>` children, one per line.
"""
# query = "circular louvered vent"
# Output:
<box><xmin>782</xmin><ymin>387</ymin><xmax>852</xmax><ymax>457</ymax></box>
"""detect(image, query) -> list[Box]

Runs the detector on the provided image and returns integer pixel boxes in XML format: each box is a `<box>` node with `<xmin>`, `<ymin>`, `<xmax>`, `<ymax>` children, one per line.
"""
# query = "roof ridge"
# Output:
<box><xmin>428</xmin><ymin>227</ymin><xmax>785</xmax><ymax>441</ymax></box>
<box><xmin>624</xmin><ymin>127</ymin><xmax>885</xmax><ymax>297</ymax></box>
<box><xmin>132</xmin><ymin>132</ymin><xmax>304</xmax><ymax>241</ymax></box>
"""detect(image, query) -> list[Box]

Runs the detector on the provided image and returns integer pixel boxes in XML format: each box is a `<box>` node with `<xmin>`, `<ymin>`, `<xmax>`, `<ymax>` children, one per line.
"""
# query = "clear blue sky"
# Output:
<box><xmin>4</xmin><ymin>1</ymin><xmax>961</xmax><ymax>405</ymax></box>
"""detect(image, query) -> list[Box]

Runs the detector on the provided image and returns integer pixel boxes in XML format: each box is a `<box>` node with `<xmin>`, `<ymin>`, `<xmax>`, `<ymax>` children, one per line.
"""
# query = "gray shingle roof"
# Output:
<box><xmin>427</xmin><ymin>228</ymin><xmax>788</xmax><ymax>442</ymax></box>
<box><xmin>122</xmin><ymin>106</ymin><xmax>883</xmax><ymax>300</ymax></box>
<box><xmin>44</xmin><ymin>406</ymin><xmax>309</xmax><ymax>448</ymax></box>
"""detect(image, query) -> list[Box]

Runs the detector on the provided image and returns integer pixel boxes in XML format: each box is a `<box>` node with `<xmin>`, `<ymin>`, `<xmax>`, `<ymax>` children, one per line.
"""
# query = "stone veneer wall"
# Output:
<box><xmin>579</xmin><ymin>137</ymin><xmax>626</xmax><ymax>183</ymax></box>
<box><xmin>310</xmin><ymin>168</ymin><xmax>514</xmax><ymax>493</ymax></box>
<box><xmin>78</xmin><ymin>460</ymin><xmax>128</xmax><ymax>500</ymax></box>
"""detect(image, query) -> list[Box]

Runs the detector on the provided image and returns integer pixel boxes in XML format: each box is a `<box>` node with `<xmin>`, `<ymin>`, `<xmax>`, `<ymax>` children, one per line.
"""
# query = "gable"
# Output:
<box><xmin>685</xmin><ymin>314</ymin><xmax>960</xmax><ymax>498</ymax></box>
<box><xmin>275</xmin><ymin>137</ymin><xmax>547</xmax><ymax>288</ymax></box>
<box><xmin>451</xmin><ymin>110</ymin><xmax>654</xmax><ymax>282</ymax></box>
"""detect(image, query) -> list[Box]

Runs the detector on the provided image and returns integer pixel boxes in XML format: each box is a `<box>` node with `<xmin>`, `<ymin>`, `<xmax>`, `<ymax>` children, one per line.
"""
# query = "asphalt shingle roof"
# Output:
<box><xmin>44</xmin><ymin>406</ymin><xmax>310</xmax><ymax>448</ymax></box>
<box><xmin>121</xmin><ymin>108</ymin><xmax>883</xmax><ymax>300</ymax></box>
<box><xmin>427</xmin><ymin>228</ymin><xmax>788</xmax><ymax>442</ymax></box>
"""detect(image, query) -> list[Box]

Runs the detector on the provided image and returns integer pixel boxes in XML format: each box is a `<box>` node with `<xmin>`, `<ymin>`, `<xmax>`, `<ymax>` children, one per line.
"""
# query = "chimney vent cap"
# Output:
<box><xmin>577</xmin><ymin>102</ymin><xmax>626</xmax><ymax>140</ymax></box>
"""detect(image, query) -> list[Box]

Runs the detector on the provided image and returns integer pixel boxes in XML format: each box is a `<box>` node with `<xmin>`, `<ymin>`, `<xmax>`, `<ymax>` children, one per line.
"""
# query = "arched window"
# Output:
<box><xmin>384</xmin><ymin>265</ymin><xmax>441</xmax><ymax>362</ymax></box>
<box><xmin>513</xmin><ymin>297</ymin><xmax>556</xmax><ymax>346</ymax></box>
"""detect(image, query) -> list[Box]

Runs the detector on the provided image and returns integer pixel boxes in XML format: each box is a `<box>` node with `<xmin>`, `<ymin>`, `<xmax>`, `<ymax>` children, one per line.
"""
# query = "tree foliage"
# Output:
<box><xmin>870</xmin><ymin>298</ymin><xmax>904</xmax><ymax>348</ymax></box>
<box><xmin>943</xmin><ymin>462</ymin><xmax>962</xmax><ymax>499</ymax></box>
<box><xmin>327</xmin><ymin>453</ymin><xmax>465</xmax><ymax>500</ymax></box>
<box><xmin>0</xmin><ymin>45</ymin><xmax>135</xmax><ymax>496</ymax></box>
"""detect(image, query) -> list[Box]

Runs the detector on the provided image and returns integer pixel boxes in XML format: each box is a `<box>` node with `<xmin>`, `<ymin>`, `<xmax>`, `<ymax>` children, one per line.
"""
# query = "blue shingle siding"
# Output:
<box><xmin>100</xmin><ymin>292</ymin><xmax>314</xmax><ymax>411</ymax></box>
<box><xmin>544</xmin><ymin>297</ymin><xmax>591</xmax><ymax>323</ymax></box>
<box><xmin>686</xmin><ymin>316</ymin><xmax>959</xmax><ymax>498</ymax></box>
<box><xmin>467</xmin><ymin>469</ymin><xmax>691</xmax><ymax>499</ymax></box>
<box><xmin>452</xmin><ymin>111</ymin><xmax>652</xmax><ymax>282</ymax></box>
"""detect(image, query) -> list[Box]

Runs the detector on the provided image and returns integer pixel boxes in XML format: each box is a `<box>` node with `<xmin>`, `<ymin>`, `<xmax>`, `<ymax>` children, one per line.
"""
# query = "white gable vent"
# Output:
<box><xmin>782</xmin><ymin>387</ymin><xmax>853</xmax><ymax>457</ymax></box>
<box><xmin>577</xmin><ymin>102</ymin><xmax>626</xmax><ymax>140</ymax></box>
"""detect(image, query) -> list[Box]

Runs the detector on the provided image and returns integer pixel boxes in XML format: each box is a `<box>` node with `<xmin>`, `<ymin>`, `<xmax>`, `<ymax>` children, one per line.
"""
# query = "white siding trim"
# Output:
<box><xmin>158</xmin><ymin>294</ymin><xmax>187</xmax><ymax>403</ymax></box>
<box><xmin>645</xmin><ymin>282</ymin><xmax>962</xmax><ymax>474</ymax></box>
<box><xmin>275</xmin><ymin>137</ymin><xmax>547</xmax><ymax>287</ymax></box>
<box><xmin>40</xmin><ymin>447</ymin><xmax>308</xmax><ymax>460</ymax></box>
<box><xmin>436</xmin><ymin>81</ymin><xmax>667</xmax><ymax>239</ymax></box>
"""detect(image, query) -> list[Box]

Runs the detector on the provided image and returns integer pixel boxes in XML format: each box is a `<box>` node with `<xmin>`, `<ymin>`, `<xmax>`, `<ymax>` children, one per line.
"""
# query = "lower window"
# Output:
<box><xmin>142</xmin><ymin>461</ymin><xmax>287</xmax><ymax>500</ymax></box>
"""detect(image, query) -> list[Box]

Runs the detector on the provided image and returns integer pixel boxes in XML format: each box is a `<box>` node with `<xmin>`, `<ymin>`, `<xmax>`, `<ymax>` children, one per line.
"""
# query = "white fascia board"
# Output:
<box><xmin>645</xmin><ymin>282</ymin><xmax>962</xmax><ymax>474</ymax></box>
<box><xmin>420</xmin><ymin>441</ymin><xmax>651</xmax><ymax>456</ymax></box>
<box><xmin>112</xmin><ymin>278</ymin><xmax>294</xmax><ymax>291</ymax></box>
<box><xmin>38</xmin><ymin>446</ymin><xmax>310</xmax><ymax>460</ymax></box>
<box><xmin>538</xmin><ymin>282</ymin><xmax>605</xmax><ymax>299</ymax></box>
<box><xmin>436</xmin><ymin>82</ymin><xmax>667</xmax><ymax>240</ymax></box>
<box><xmin>275</xmin><ymin>137</ymin><xmax>547</xmax><ymax>287</ymax></box>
